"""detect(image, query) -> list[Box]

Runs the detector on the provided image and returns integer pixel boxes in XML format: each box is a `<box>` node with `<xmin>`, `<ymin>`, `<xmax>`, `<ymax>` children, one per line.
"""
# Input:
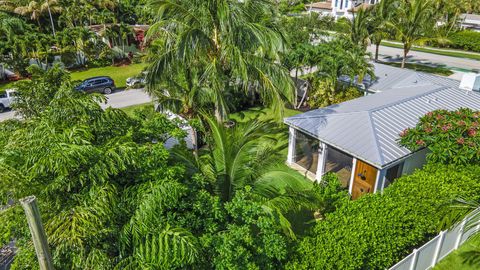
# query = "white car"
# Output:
<box><xmin>126</xmin><ymin>71</ymin><xmax>148</xmax><ymax>88</ymax></box>
<box><xmin>0</xmin><ymin>89</ymin><xmax>16</xmax><ymax>112</ymax></box>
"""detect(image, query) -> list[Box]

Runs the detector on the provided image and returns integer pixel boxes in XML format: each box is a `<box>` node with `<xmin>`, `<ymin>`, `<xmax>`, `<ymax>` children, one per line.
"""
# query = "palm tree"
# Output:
<box><xmin>0</xmin><ymin>11</ymin><xmax>25</xmax><ymax>42</ymax></box>
<box><xmin>389</xmin><ymin>0</ymin><xmax>436</xmax><ymax>68</ymax></box>
<box><xmin>349</xmin><ymin>6</ymin><xmax>371</xmax><ymax>48</ymax></box>
<box><xmin>146</xmin><ymin>0</ymin><xmax>294</xmax><ymax>121</ymax></box>
<box><xmin>11</xmin><ymin>0</ymin><xmax>62</xmax><ymax>36</ymax></box>
<box><xmin>175</xmin><ymin>115</ymin><xmax>320</xmax><ymax>237</ymax></box>
<box><xmin>369</xmin><ymin>0</ymin><xmax>396</xmax><ymax>61</ymax></box>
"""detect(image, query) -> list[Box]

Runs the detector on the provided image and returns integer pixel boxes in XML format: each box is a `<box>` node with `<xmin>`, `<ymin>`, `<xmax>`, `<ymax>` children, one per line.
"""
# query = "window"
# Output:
<box><xmin>324</xmin><ymin>147</ymin><xmax>353</xmax><ymax>188</ymax></box>
<box><xmin>384</xmin><ymin>162</ymin><xmax>404</xmax><ymax>189</ymax></box>
<box><xmin>0</xmin><ymin>93</ymin><xmax>6</xmax><ymax>98</ymax></box>
<box><xmin>295</xmin><ymin>132</ymin><xmax>319</xmax><ymax>174</ymax></box>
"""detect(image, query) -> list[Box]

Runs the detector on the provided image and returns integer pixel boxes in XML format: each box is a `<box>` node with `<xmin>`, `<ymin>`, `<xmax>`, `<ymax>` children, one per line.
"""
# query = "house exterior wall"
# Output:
<box><xmin>401</xmin><ymin>148</ymin><xmax>429</xmax><ymax>175</ymax></box>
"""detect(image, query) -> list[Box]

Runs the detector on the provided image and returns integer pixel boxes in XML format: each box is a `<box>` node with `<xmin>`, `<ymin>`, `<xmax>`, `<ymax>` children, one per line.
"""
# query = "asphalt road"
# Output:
<box><xmin>0</xmin><ymin>88</ymin><xmax>153</xmax><ymax>122</ymax></box>
<box><xmin>368</xmin><ymin>45</ymin><xmax>480</xmax><ymax>71</ymax></box>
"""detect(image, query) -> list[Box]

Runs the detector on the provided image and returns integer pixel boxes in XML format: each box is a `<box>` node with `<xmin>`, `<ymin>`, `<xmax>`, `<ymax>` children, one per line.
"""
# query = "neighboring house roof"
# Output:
<box><xmin>306</xmin><ymin>1</ymin><xmax>333</xmax><ymax>10</ymax></box>
<box><xmin>339</xmin><ymin>63</ymin><xmax>460</xmax><ymax>92</ymax></box>
<box><xmin>285</xmin><ymin>83</ymin><xmax>480</xmax><ymax>168</ymax></box>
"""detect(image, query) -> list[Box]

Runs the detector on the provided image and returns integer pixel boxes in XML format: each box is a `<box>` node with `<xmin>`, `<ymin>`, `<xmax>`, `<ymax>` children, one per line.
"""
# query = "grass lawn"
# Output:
<box><xmin>1</xmin><ymin>63</ymin><xmax>147</xmax><ymax>91</ymax></box>
<box><xmin>379</xmin><ymin>61</ymin><xmax>454</xmax><ymax>76</ymax></box>
<box><xmin>70</xmin><ymin>63</ymin><xmax>147</xmax><ymax>89</ymax></box>
<box><xmin>381</xmin><ymin>41</ymin><xmax>480</xmax><ymax>62</ymax></box>
<box><xmin>120</xmin><ymin>102</ymin><xmax>154</xmax><ymax>116</ymax></box>
<box><xmin>434</xmin><ymin>238</ymin><xmax>480</xmax><ymax>270</ymax></box>
<box><xmin>229</xmin><ymin>106</ymin><xmax>301</xmax><ymax>124</ymax></box>
<box><xmin>0</xmin><ymin>81</ymin><xmax>14</xmax><ymax>91</ymax></box>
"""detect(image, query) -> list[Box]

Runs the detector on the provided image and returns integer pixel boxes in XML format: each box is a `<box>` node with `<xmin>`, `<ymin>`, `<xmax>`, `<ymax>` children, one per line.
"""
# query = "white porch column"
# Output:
<box><xmin>315</xmin><ymin>142</ymin><xmax>328</xmax><ymax>182</ymax></box>
<box><xmin>287</xmin><ymin>127</ymin><xmax>296</xmax><ymax>165</ymax></box>
<box><xmin>348</xmin><ymin>158</ymin><xmax>357</xmax><ymax>195</ymax></box>
<box><xmin>376</xmin><ymin>168</ymin><xmax>387</xmax><ymax>193</ymax></box>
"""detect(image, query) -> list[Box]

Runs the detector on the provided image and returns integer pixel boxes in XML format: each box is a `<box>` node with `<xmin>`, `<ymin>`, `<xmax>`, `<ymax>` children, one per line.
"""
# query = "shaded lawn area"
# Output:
<box><xmin>434</xmin><ymin>237</ymin><xmax>480</xmax><ymax>270</ymax></box>
<box><xmin>120</xmin><ymin>102</ymin><xmax>154</xmax><ymax>116</ymax></box>
<box><xmin>71</xmin><ymin>63</ymin><xmax>147</xmax><ymax>89</ymax></box>
<box><xmin>379</xmin><ymin>61</ymin><xmax>454</xmax><ymax>76</ymax></box>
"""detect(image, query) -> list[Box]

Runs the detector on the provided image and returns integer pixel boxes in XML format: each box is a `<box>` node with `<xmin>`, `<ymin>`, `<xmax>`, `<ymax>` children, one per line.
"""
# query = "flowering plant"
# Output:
<box><xmin>399</xmin><ymin>108</ymin><xmax>480</xmax><ymax>165</ymax></box>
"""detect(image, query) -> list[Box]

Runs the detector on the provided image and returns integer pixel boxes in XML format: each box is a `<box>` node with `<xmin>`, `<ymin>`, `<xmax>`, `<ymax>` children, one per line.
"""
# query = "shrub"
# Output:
<box><xmin>400</xmin><ymin>108</ymin><xmax>480</xmax><ymax>165</ymax></box>
<box><xmin>287</xmin><ymin>165</ymin><xmax>480</xmax><ymax>270</ymax></box>
<box><xmin>448</xmin><ymin>31</ymin><xmax>480</xmax><ymax>53</ymax></box>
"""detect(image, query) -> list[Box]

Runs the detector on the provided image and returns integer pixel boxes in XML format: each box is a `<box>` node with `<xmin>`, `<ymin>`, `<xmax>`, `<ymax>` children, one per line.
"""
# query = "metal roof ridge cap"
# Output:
<box><xmin>368</xmin><ymin>86</ymin><xmax>449</xmax><ymax>114</ymax></box>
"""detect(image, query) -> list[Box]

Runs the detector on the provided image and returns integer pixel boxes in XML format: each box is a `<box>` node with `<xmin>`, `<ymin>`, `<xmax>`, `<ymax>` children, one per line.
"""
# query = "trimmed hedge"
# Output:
<box><xmin>287</xmin><ymin>165</ymin><xmax>480</xmax><ymax>270</ymax></box>
<box><xmin>448</xmin><ymin>31</ymin><xmax>480</xmax><ymax>53</ymax></box>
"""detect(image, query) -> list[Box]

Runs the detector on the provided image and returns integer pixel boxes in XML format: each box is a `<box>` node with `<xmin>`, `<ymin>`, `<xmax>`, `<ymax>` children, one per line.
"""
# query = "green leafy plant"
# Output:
<box><xmin>400</xmin><ymin>108</ymin><xmax>480</xmax><ymax>165</ymax></box>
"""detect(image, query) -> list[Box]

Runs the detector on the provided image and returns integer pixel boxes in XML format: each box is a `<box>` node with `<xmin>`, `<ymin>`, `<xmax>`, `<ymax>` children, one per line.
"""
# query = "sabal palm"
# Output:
<box><xmin>389</xmin><ymin>0</ymin><xmax>436</xmax><ymax>68</ymax></box>
<box><xmin>146</xmin><ymin>0</ymin><xmax>294</xmax><ymax>121</ymax></box>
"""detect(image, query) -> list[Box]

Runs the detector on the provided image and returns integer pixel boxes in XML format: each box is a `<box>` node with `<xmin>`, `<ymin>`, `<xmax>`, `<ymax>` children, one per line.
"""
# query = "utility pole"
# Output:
<box><xmin>20</xmin><ymin>196</ymin><xmax>54</xmax><ymax>270</ymax></box>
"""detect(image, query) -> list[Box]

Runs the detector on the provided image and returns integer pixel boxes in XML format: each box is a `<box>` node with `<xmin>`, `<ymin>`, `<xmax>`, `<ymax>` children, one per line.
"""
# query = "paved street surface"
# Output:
<box><xmin>368</xmin><ymin>45</ymin><xmax>480</xmax><ymax>71</ymax></box>
<box><xmin>100</xmin><ymin>88</ymin><xmax>152</xmax><ymax>109</ymax></box>
<box><xmin>0</xmin><ymin>89</ymin><xmax>153</xmax><ymax>122</ymax></box>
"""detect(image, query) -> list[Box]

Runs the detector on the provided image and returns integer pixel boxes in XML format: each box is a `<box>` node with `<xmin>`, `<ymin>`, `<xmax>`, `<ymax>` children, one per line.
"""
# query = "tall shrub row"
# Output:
<box><xmin>287</xmin><ymin>165</ymin><xmax>480</xmax><ymax>270</ymax></box>
<box><xmin>448</xmin><ymin>31</ymin><xmax>480</xmax><ymax>53</ymax></box>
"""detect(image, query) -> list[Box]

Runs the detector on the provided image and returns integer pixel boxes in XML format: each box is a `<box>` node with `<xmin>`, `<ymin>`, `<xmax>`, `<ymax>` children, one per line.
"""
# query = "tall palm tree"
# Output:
<box><xmin>389</xmin><ymin>0</ymin><xmax>436</xmax><ymax>68</ymax></box>
<box><xmin>146</xmin><ymin>0</ymin><xmax>294</xmax><ymax>121</ymax></box>
<box><xmin>369</xmin><ymin>0</ymin><xmax>396</xmax><ymax>61</ymax></box>
<box><xmin>12</xmin><ymin>0</ymin><xmax>62</xmax><ymax>36</ymax></box>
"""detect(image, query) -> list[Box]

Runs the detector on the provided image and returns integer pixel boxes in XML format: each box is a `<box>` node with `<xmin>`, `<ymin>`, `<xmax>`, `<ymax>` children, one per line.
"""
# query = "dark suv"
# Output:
<box><xmin>75</xmin><ymin>76</ymin><xmax>116</xmax><ymax>94</ymax></box>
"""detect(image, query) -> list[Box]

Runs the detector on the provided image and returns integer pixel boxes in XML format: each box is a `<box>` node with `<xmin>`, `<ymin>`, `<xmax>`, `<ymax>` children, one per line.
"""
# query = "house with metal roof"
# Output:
<box><xmin>285</xmin><ymin>70</ymin><xmax>480</xmax><ymax>199</ymax></box>
<box><xmin>339</xmin><ymin>62</ymin><xmax>460</xmax><ymax>94</ymax></box>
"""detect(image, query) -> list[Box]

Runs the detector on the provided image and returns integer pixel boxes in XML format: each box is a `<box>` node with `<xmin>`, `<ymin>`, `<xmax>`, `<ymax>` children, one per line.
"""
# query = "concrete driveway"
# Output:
<box><xmin>0</xmin><ymin>88</ymin><xmax>153</xmax><ymax>122</ymax></box>
<box><xmin>367</xmin><ymin>45</ymin><xmax>480</xmax><ymax>71</ymax></box>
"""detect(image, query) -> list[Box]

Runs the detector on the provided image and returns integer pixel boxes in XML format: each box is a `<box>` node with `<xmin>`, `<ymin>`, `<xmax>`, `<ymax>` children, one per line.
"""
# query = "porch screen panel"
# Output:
<box><xmin>294</xmin><ymin>132</ymin><xmax>319</xmax><ymax>174</ymax></box>
<box><xmin>324</xmin><ymin>147</ymin><xmax>353</xmax><ymax>188</ymax></box>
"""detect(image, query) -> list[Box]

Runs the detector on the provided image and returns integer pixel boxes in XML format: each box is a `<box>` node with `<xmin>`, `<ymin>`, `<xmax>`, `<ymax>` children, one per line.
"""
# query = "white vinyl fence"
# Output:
<box><xmin>389</xmin><ymin>208</ymin><xmax>480</xmax><ymax>270</ymax></box>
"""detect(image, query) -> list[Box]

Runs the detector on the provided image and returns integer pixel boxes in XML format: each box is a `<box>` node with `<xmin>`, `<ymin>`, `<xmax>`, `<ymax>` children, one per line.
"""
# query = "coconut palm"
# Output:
<box><xmin>12</xmin><ymin>0</ymin><xmax>62</xmax><ymax>36</ymax></box>
<box><xmin>369</xmin><ymin>0</ymin><xmax>396</xmax><ymax>61</ymax></box>
<box><xmin>146</xmin><ymin>0</ymin><xmax>294</xmax><ymax>121</ymax></box>
<box><xmin>389</xmin><ymin>0</ymin><xmax>436</xmax><ymax>68</ymax></box>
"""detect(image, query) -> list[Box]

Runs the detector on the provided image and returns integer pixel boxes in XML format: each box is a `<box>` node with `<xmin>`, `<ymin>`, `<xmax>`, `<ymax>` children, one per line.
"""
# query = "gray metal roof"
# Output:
<box><xmin>339</xmin><ymin>63</ymin><xmax>460</xmax><ymax>92</ymax></box>
<box><xmin>285</xmin><ymin>84</ymin><xmax>480</xmax><ymax>168</ymax></box>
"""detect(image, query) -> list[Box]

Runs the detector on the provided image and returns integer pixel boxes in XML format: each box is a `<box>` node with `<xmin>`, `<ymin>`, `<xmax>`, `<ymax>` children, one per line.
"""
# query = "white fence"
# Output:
<box><xmin>389</xmin><ymin>208</ymin><xmax>480</xmax><ymax>270</ymax></box>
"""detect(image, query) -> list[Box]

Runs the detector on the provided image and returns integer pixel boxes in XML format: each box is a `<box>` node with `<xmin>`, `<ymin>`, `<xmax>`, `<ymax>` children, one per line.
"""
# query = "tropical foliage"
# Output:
<box><xmin>288</xmin><ymin>165</ymin><xmax>480</xmax><ymax>270</ymax></box>
<box><xmin>400</xmin><ymin>108</ymin><xmax>480</xmax><ymax>165</ymax></box>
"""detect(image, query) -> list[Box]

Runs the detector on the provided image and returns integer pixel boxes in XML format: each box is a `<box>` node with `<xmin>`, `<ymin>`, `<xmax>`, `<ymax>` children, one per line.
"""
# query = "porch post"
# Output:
<box><xmin>315</xmin><ymin>142</ymin><xmax>328</xmax><ymax>182</ymax></box>
<box><xmin>348</xmin><ymin>158</ymin><xmax>357</xmax><ymax>195</ymax></box>
<box><xmin>376</xmin><ymin>168</ymin><xmax>387</xmax><ymax>193</ymax></box>
<box><xmin>287</xmin><ymin>126</ymin><xmax>296</xmax><ymax>165</ymax></box>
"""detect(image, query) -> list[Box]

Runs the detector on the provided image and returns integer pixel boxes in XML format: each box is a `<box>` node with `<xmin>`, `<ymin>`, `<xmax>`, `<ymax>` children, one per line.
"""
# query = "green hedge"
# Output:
<box><xmin>287</xmin><ymin>165</ymin><xmax>480</xmax><ymax>270</ymax></box>
<box><xmin>448</xmin><ymin>31</ymin><xmax>480</xmax><ymax>53</ymax></box>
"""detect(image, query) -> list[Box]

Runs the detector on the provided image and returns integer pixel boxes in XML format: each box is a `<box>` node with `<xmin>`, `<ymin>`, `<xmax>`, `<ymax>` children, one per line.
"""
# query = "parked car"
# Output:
<box><xmin>126</xmin><ymin>71</ymin><xmax>147</xmax><ymax>88</ymax></box>
<box><xmin>75</xmin><ymin>76</ymin><xmax>116</xmax><ymax>94</ymax></box>
<box><xmin>0</xmin><ymin>89</ymin><xmax>16</xmax><ymax>112</ymax></box>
